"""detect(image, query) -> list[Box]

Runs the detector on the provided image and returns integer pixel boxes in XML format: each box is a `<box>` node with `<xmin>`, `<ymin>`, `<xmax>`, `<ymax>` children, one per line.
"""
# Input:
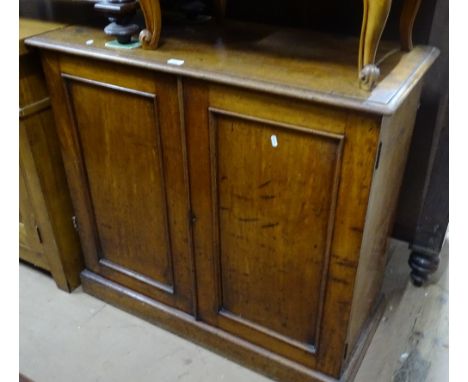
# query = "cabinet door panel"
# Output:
<box><xmin>69</xmin><ymin>81</ymin><xmax>173</xmax><ymax>290</ymax></box>
<box><xmin>47</xmin><ymin>56</ymin><xmax>194</xmax><ymax>313</ymax></box>
<box><xmin>190</xmin><ymin>103</ymin><xmax>345</xmax><ymax>366</ymax></box>
<box><xmin>212</xmin><ymin>110</ymin><xmax>343</xmax><ymax>353</ymax></box>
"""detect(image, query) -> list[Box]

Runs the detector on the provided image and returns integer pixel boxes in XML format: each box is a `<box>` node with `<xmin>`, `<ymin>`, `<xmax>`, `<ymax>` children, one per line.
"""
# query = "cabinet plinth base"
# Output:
<box><xmin>81</xmin><ymin>269</ymin><xmax>385</xmax><ymax>382</ymax></box>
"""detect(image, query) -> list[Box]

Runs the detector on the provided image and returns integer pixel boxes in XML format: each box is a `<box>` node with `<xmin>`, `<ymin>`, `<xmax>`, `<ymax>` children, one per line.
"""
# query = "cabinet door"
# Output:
<box><xmin>185</xmin><ymin>82</ymin><xmax>380</xmax><ymax>376</ymax></box>
<box><xmin>43</xmin><ymin>54</ymin><xmax>194</xmax><ymax>313</ymax></box>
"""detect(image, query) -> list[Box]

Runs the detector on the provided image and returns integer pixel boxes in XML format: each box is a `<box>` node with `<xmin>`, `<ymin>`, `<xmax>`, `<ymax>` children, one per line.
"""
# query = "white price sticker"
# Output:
<box><xmin>271</xmin><ymin>135</ymin><xmax>278</xmax><ymax>148</ymax></box>
<box><xmin>167</xmin><ymin>58</ymin><xmax>185</xmax><ymax>66</ymax></box>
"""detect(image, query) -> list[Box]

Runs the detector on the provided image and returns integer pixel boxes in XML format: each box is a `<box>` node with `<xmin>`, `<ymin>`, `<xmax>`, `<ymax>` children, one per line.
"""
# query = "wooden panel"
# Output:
<box><xmin>209</xmin><ymin>109</ymin><xmax>343</xmax><ymax>356</ymax></box>
<box><xmin>345</xmin><ymin>83</ymin><xmax>423</xmax><ymax>356</ymax></box>
<box><xmin>19</xmin><ymin>159</ymin><xmax>43</xmax><ymax>256</ymax></box>
<box><xmin>19</xmin><ymin>54</ymin><xmax>49</xmax><ymax>108</ymax></box>
<box><xmin>42</xmin><ymin>52</ymin><xmax>193</xmax><ymax>311</ymax></box>
<box><xmin>209</xmin><ymin>85</ymin><xmax>348</xmax><ymax>136</ymax></box>
<box><xmin>66</xmin><ymin>78</ymin><xmax>173</xmax><ymax>290</ymax></box>
<box><xmin>21</xmin><ymin>106</ymin><xmax>84</xmax><ymax>291</ymax></box>
<box><xmin>315</xmin><ymin>112</ymin><xmax>381</xmax><ymax>376</ymax></box>
<box><xmin>19</xmin><ymin>25</ymin><xmax>83</xmax><ymax>291</ymax></box>
<box><xmin>19</xmin><ymin>152</ymin><xmax>49</xmax><ymax>270</ymax></box>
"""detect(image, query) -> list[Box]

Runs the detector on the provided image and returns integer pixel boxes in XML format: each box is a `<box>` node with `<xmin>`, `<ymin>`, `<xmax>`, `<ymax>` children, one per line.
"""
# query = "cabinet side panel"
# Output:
<box><xmin>346</xmin><ymin>83</ymin><xmax>423</xmax><ymax>355</ymax></box>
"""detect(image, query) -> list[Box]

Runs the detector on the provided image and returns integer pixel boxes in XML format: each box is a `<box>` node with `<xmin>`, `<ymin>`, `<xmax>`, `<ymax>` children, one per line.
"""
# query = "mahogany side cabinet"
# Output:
<box><xmin>19</xmin><ymin>18</ymin><xmax>83</xmax><ymax>292</ymax></box>
<box><xmin>27</xmin><ymin>22</ymin><xmax>438</xmax><ymax>381</ymax></box>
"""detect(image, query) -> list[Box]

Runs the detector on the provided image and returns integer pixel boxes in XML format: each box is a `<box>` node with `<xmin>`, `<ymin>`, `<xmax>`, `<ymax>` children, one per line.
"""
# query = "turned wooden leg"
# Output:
<box><xmin>359</xmin><ymin>0</ymin><xmax>392</xmax><ymax>90</ymax></box>
<box><xmin>400</xmin><ymin>0</ymin><xmax>422</xmax><ymax>51</ymax></box>
<box><xmin>213</xmin><ymin>0</ymin><xmax>227</xmax><ymax>20</ymax></box>
<box><xmin>409</xmin><ymin>249</ymin><xmax>440</xmax><ymax>287</ymax></box>
<box><xmin>139</xmin><ymin>0</ymin><xmax>162</xmax><ymax>49</ymax></box>
<box><xmin>95</xmin><ymin>0</ymin><xmax>139</xmax><ymax>44</ymax></box>
<box><xmin>408</xmin><ymin>93</ymin><xmax>448</xmax><ymax>287</ymax></box>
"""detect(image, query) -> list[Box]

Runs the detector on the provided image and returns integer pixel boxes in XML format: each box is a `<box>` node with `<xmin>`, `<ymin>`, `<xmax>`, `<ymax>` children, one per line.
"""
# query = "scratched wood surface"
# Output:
<box><xmin>68</xmin><ymin>81</ymin><xmax>173</xmax><ymax>285</ymax></box>
<box><xmin>346</xmin><ymin>83</ymin><xmax>423</xmax><ymax>352</ymax></box>
<box><xmin>25</xmin><ymin>22</ymin><xmax>438</xmax><ymax>114</ymax></box>
<box><xmin>214</xmin><ymin>112</ymin><xmax>341</xmax><ymax>350</ymax></box>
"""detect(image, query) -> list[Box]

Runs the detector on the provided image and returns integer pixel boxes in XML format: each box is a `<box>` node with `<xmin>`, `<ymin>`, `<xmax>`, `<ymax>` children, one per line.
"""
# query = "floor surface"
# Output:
<box><xmin>19</xmin><ymin>240</ymin><xmax>448</xmax><ymax>382</ymax></box>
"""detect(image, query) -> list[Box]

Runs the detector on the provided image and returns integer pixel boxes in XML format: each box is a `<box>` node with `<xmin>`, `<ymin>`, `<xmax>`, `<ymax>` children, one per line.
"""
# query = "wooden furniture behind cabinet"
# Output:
<box><xmin>27</xmin><ymin>22</ymin><xmax>438</xmax><ymax>381</ymax></box>
<box><xmin>20</xmin><ymin>19</ymin><xmax>83</xmax><ymax>291</ymax></box>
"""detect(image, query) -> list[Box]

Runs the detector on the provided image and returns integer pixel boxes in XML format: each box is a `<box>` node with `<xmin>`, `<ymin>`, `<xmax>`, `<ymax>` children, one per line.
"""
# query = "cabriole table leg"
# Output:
<box><xmin>400</xmin><ymin>0</ymin><xmax>423</xmax><ymax>51</ymax></box>
<box><xmin>359</xmin><ymin>0</ymin><xmax>392</xmax><ymax>90</ymax></box>
<box><xmin>139</xmin><ymin>0</ymin><xmax>162</xmax><ymax>49</ymax></box>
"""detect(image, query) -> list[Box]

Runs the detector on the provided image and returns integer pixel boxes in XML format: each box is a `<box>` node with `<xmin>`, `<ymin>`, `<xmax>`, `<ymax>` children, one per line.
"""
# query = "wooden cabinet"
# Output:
<box><xmin>28</xmin><ymin>22</ymin><xmax>438</xmax><ymax>381</ymax></box>
<box><xmin>19</xmin><ymin>19</ymin><xmax>83</xmax><ymax>291</ymax></box>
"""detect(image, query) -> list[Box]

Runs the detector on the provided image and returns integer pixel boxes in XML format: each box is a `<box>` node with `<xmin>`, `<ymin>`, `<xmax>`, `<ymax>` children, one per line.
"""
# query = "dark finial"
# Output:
<box><xmin>95</xmin><ymin>0</ymin><xmax>140</xmax><ymax>45</ymax></box>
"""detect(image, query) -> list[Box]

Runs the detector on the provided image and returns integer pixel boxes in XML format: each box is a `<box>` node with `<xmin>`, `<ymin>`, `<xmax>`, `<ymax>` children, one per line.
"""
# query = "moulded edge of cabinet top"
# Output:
<box><xmin>25</xmin><ymin>21</ymin><xmax>439</xmax><ymax>115</ymax></box>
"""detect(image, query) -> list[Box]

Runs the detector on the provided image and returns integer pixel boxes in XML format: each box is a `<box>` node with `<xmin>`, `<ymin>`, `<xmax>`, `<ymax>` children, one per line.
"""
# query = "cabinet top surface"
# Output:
<box><xmin>25</xmin><ymin>21</ymin><xmax>438</xmax><ymax>114</ymax></box>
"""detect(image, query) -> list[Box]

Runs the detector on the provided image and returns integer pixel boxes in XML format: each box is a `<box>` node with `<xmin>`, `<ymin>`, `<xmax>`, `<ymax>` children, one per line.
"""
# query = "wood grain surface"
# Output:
<box><xmin>42</xmin><ymin>52</ymin><xmax>194</xmax><ymax>311</ymax></box>
<box><xmin>20</xmin><ymin>18</ymin><xmax>66</xmax><ymax>56</ymax></box>
<box><xmin>19</xmin><ymin>18</ymin><xmax>83</xmax><ymax>292</ymax></box>
<box><xmin>26</xmin><ymin>22</ymin><xmax>438</xmax><ymax>114</ymax></box>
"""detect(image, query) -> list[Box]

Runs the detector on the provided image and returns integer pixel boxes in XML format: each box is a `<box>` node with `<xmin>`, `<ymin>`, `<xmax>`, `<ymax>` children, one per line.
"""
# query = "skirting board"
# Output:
<box><xmin>81</xmin><ymin>269</ymin><xmax>385</xmax><ymax>382</ymax></box>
